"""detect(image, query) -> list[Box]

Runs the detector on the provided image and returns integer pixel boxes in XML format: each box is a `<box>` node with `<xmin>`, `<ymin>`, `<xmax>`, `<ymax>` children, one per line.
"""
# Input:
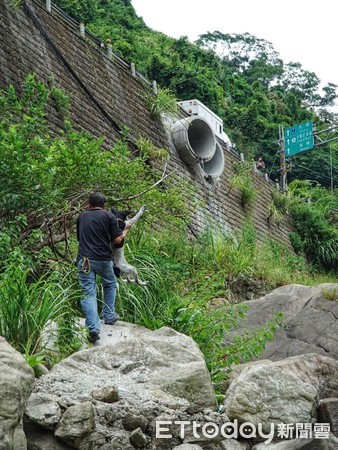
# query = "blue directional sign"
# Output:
<box><xmin>284</xmin><ymin>121</ymin><xmax>314</xmax><ymax>157</ymax></box>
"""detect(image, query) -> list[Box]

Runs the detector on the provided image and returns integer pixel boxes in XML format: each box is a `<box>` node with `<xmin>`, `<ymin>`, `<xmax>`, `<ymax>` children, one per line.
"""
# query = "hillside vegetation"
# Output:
<box><xmin>55</xmin><ymin>0</ymin><xmax>338</xmax><ymax>188</ymax></box>
<box><xmin>0</xmin><ymin>1</ymin><xmax>337</xmax><ymax>385</ymax></box>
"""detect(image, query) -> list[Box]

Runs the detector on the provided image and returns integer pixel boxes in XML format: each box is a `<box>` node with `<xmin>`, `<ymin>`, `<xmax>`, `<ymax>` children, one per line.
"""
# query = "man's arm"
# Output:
<box><xmin>113</xmin><ymin>224</ymin><xmax>130</xmax><ymax>245</ymax></box>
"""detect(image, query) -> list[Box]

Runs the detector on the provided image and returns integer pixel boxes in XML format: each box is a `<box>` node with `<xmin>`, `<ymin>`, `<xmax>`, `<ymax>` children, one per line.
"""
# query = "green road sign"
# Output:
<box><xmin>284</xmin><ymin>121</ymin><xmax>314</xmax><ymax>157</ymax></box>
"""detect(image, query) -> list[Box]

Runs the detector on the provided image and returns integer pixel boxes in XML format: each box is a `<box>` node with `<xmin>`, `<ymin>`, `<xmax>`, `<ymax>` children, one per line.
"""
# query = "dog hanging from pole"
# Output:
<box><xmin>111</xmin><ymin>205</ymin><xmax>148</xmax><ymax>286</ymax></box>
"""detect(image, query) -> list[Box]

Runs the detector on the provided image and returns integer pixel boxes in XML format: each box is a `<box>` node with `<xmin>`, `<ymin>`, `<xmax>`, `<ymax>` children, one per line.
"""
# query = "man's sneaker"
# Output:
<box><xmin>88</xmin><ymin>331</ymin><xmax>100</xmax><ymax>343</ymax></box>
<box><xmin>104</xmin><ymin>314</ymin><xmax>119</xmax><ymax>325</ymax></box>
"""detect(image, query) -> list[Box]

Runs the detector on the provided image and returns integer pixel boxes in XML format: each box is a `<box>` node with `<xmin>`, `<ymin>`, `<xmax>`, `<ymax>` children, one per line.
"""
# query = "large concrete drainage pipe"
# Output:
<box><xmin>171</xmin><ymin>116</ymin><xmax>216</xmax><ymax>165</ymax></box>
<box><xmin>200</xmin><ymin>143</ymin><xmax>225</xmax><ymax>178</ymax></box>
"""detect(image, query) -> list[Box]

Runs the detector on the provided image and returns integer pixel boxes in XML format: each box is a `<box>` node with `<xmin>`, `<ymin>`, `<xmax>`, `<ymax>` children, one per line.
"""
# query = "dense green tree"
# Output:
<box><xmin>55</xmin><ymin>0</ymin><xmax>99</xmax><ymax>22</ymax></box>
<box><xmin>0</xmin><ymin>75</ymin><xmax>186</xmax><ymax>259</ymax></box>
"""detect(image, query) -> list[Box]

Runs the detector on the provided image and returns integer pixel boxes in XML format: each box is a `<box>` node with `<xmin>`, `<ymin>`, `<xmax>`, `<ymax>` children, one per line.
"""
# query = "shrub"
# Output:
<box><xmin>144</xmin><ymin>87</ymin><xmax>179</xmax><ymax>118</ymax></box>
<box><xmin>0</xmin><ymin>74</ymin><xmax>187</xmax><ymax>257</ymax></box>
<box><xmin>288</xmin><ymin>180</ymin><xmax>338</xmax><ymax>272</ymax></box>
<box><xmin>290</xmin><ymin>202</ymin><xmax>338</xmax><ymax>271</ymax></box>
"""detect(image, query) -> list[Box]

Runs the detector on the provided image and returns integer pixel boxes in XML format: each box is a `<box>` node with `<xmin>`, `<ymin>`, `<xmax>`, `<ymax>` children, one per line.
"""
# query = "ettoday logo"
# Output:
<box><xmin>155</xmin><ymin>420</ymin><xmax>331</xmax><ymax>444</ymax></box>
<box><xmin>156</xmin><ymin>419</ymin><xmax>275</xmax><ymax>444</ymax></box>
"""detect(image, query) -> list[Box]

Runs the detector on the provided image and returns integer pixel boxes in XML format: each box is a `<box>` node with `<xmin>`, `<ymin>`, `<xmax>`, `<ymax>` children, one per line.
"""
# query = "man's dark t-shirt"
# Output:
<box><xmin>77</xmin><ymin>209</ymin><xmax>122</xmax><ymax>261</ymax></box>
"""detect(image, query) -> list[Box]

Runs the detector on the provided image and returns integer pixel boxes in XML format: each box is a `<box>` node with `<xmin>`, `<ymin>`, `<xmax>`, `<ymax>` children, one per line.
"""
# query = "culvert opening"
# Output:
<box><xmin>171</xmin><ymin>116</ymin><xmax>216</xmax><ymax>165</ymax></box>
<box><xmin>200</xmin><ymin>143</ymin><xmax>225</xmax><ymax>178</ymax></box>
<box><xmin>187</xmin><ymin>118</ymin><xmax>216</xmax><ymax>160</ymax></box>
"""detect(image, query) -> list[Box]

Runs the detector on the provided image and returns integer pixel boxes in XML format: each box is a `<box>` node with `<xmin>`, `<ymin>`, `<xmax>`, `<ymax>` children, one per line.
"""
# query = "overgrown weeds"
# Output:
<box><xmin>228</xmin><ymin>161</ymin><xmax>257</xmax><ymax>208</ymax></box>
<box><xmin>144</xmin><ymin>87</ymin><xmax>179</xmax><ymax>118</ymax></box>
<box><xmin>0</xmin><ymin>252</ymin><xmax>81</xmax><ymax>362</ymax></box>
<box><xmin>114</xmin><ymin>221</ymin><xmax>334</xmax><ymax>390</ymax></box>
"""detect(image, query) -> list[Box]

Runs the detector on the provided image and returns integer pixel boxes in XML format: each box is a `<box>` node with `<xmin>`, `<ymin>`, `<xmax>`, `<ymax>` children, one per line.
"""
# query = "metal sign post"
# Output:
<box><xmin>279</xmin><ymin>125</ymin><xmax>287</xmax><ymax>190</ymax></box>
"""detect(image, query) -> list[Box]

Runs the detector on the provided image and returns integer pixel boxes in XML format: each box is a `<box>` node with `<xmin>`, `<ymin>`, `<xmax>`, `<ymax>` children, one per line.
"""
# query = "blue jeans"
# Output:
<box><xmin>78</xmin><ymin>259</ymin><xmax>118</xmax><ymax>332</ymax></box>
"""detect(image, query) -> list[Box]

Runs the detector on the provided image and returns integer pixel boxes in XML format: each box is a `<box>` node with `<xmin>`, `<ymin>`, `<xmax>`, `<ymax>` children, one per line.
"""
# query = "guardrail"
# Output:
<box><xmin>37</xmin><ymin>0</ymin><xmax>154</xmax><ymax>90</ymax></box>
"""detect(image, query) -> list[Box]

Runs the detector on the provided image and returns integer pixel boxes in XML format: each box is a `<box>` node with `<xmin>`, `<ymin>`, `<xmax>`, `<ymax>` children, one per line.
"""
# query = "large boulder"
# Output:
<box><xmin>0</xmin><ymin>337</ymin><xmax>35</xmax><ymax>450</ymax></box>
<box><xmin>318</xmin><ymin>398</ymin><xmax>338</xmax><ymax>437</ymax></box>
<box><xmin>25</xmin><ymin>323</ymin><xmax>218</xmax><ymax>450</ymax></box>
<box><xmin>224</xmin><ymin>354</ymin><xmax>338</xmax><ymax>438</ymax></box>
<box><xmin>228</xmin><ymin>284</ymin><xmax>338</xmax><ymax>361</ymax></box>
<box><xmin>252</xmin><ymin>433</ymin><xmax>338</xmax><ymax>449</ymax></box>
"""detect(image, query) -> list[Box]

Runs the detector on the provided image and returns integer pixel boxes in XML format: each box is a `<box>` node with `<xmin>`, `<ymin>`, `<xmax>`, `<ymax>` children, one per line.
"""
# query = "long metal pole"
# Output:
<box><xmin>330</xmin><ymin>146</ymin><xmax>334</xmax><ymax>193</ymax></box>
<box><xmin>279</xmin><ymin>125</ymin><xmax>286</xmax><ymax>190</ymax></box>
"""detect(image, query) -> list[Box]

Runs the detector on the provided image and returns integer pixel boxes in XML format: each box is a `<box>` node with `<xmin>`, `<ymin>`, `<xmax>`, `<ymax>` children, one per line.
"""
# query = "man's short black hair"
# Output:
<box><xmin>89</xmin><ymin>192</ymin><xmax>106</xmax><ymax>208</ymax></box>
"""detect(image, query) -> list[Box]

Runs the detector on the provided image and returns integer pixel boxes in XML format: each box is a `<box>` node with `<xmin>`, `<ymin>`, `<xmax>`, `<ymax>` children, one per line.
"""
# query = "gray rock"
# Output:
<box><xmin>54</xmin><ymin>401</ymin><xmax>95</xmax><ymax>446</ymax></box>
<box><xmin>75</xmin><ymin>430</ymin><xmax>111</xmax><ymax>449</ymax></box>
<box><xmin>226</xmin><ymin>353</ymin><xmax>338</xmax><ymax>400</ymax></box>
<box><xmin>37</xmin><ymin>323</ymin><xmax>215</xmax><ymax>411</ymax></box>
<box><xmin>23</xmin><ymin>420</ymin><xmax>73</xmax><ymax>449</ymax></box>
<box><xmin>13</xmin><ymin>425</ymin><xmax>27</xmax><ymax>450</ymax></box>
<box><xmin>123</xmin><ymin>413</ymin><xmax>148</xmax><ymax>431</ymax></box>
<box><xmin>186</xmin><ymin>401</ymin><xmax>211</xmax><ymax>415</ymax></box>
<box><xmin>0</xmin><ymin>337</ymin><xmax>35</xmax><ymax>450</ymax></box>
<box><xmin>26</xmin><ymin>322</ymin><xmax>217</xmax><ymax>449</ymax></box>
<box><xmin>91</xmin><ymin>385</ymin><xmax>119</xmax><ymax>403</ymax></box>
<box><xmin>25</xmin><ymin>393</ymin><xmax>62</xmax><ymax>429</ymax></box>
<box><xmin>105</xmin><ymin>410</ymin><xmax>118</xmax><ymax>424</ymax></box>
<box><xmin>220</xmin><ymin>439</ymin><xmax>250</xmax><ymax>449</ymax></box>
<box><xmin>179</xmin><ymin>413</ymin><xmax>227</xmax><ymax>446</ymax></box>
<box><xmin>34</xmin><ymin>363</ymin><xmax>50</xmax><ymax>377</ymax></box>
<box><xmin>129</xmin><ymin>427</ymin><xmax>148</xmax><ymax>448</ymax></box>
<box><xmin>227</xmin><ymin>284</ymin><xmax>338</xmax><ymax>362</ymax></box>
<box><xmin>224</xmin><ymin>354</ymin><xmax>338</xmax><ymax>437</ymax></box>
<box><xmin>318</xmin><ymin>398</ymin><xmax>338</xmax><ymax>437</ymax></box>
<box><xmin>172</xmin><ymin>445</ymin><xmax>204</xmax><ymax>450</ymax></box>
<box><xmin>252</xmin><ymin>432</ymin><xmax>338</xmax><ymax>449</ymax></box>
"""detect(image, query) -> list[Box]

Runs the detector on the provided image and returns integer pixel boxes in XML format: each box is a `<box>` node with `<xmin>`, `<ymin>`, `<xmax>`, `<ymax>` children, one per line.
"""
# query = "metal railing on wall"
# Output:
<box><xmin>40</xmin><ymin>0</ymin><xmax>156</xmax><ymax>92</ymax></box>
<box><xmin>36</xmin><ymin>0</ymin><xmax>279</xmax><ymax>189</ymax></box>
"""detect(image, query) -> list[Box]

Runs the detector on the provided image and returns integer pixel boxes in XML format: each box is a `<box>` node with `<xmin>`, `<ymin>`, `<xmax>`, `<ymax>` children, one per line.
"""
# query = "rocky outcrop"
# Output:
<box><xmin>252</xmin><ymin>433</ymin><xmax>338</xmax><ymax>449</ymax></box>
<box><xmin>318</xmin><ymin>398</ymin><xmax>338</xmax><ymax>437</ymax></box>
<box><xmin>0</xmin><ymin>337</ymin><xmax>35</xmax><ymax>450</ymax></box>
<box><xmin>25</xmin><ymin>323</ymin><xmax>220</xmax><ymax>449</ymax></box>
<box><xmin>228</xmin><ymin>284</ymin><xmax>338</xmax><ymax>361</ymax></box>
<box><xmin>173</xmin><ymin>445</ymin><xmax>204</xmax><ymax>450</ymax></box>
<box><xmin>220</xmin><ymin>442</ymin><xmax>250</xmax><ymax>450</ymax></box>
<box><xmin>223</xmin><ymin>354</ymin><xmax>338</xmax><ymax>440</ymax></box>
<box><xmin>3</xmin><ymin>282</ymin><xmax>333</xmax><ymax>450</ymax></box>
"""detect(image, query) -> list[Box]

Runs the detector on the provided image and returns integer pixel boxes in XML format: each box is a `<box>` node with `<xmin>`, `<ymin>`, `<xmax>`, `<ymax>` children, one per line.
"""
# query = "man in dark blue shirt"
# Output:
<box><xmin>76</xmin><ymin>192</ymin><xmax>129</xmax><ymax>343</ymax></box>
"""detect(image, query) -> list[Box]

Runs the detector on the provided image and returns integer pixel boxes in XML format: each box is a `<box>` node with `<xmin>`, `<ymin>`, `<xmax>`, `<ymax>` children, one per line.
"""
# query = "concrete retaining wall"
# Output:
<box><xmin>0</xmin><ymin>0</ymin><xmax>294</xmax><ymax>248</ymax></box>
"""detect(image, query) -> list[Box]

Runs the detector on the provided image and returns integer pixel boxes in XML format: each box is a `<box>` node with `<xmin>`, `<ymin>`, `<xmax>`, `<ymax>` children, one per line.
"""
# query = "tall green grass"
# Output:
<box><xmin>1</xmin><ymin>219</ymin><xmax>334</xmax><ymax>384</ymax></box>
<box><xmin>113</xmin><ymin>221</ymin><xmax>335</xmax><ymax>391</ymax></box>
<box><xmin>113</xmin><ymin>226</ymin><xmax>285</xmax><ymax>386</ymax></box>
<box><xmin>118</xmin><ymin>221</ymin><xmax>336</xmax><ymax>324</ymax></box>
<box><xmin>0</xmin><ymin>261</ymin><xmax>78</xmax><ymax>357</ymax></box>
